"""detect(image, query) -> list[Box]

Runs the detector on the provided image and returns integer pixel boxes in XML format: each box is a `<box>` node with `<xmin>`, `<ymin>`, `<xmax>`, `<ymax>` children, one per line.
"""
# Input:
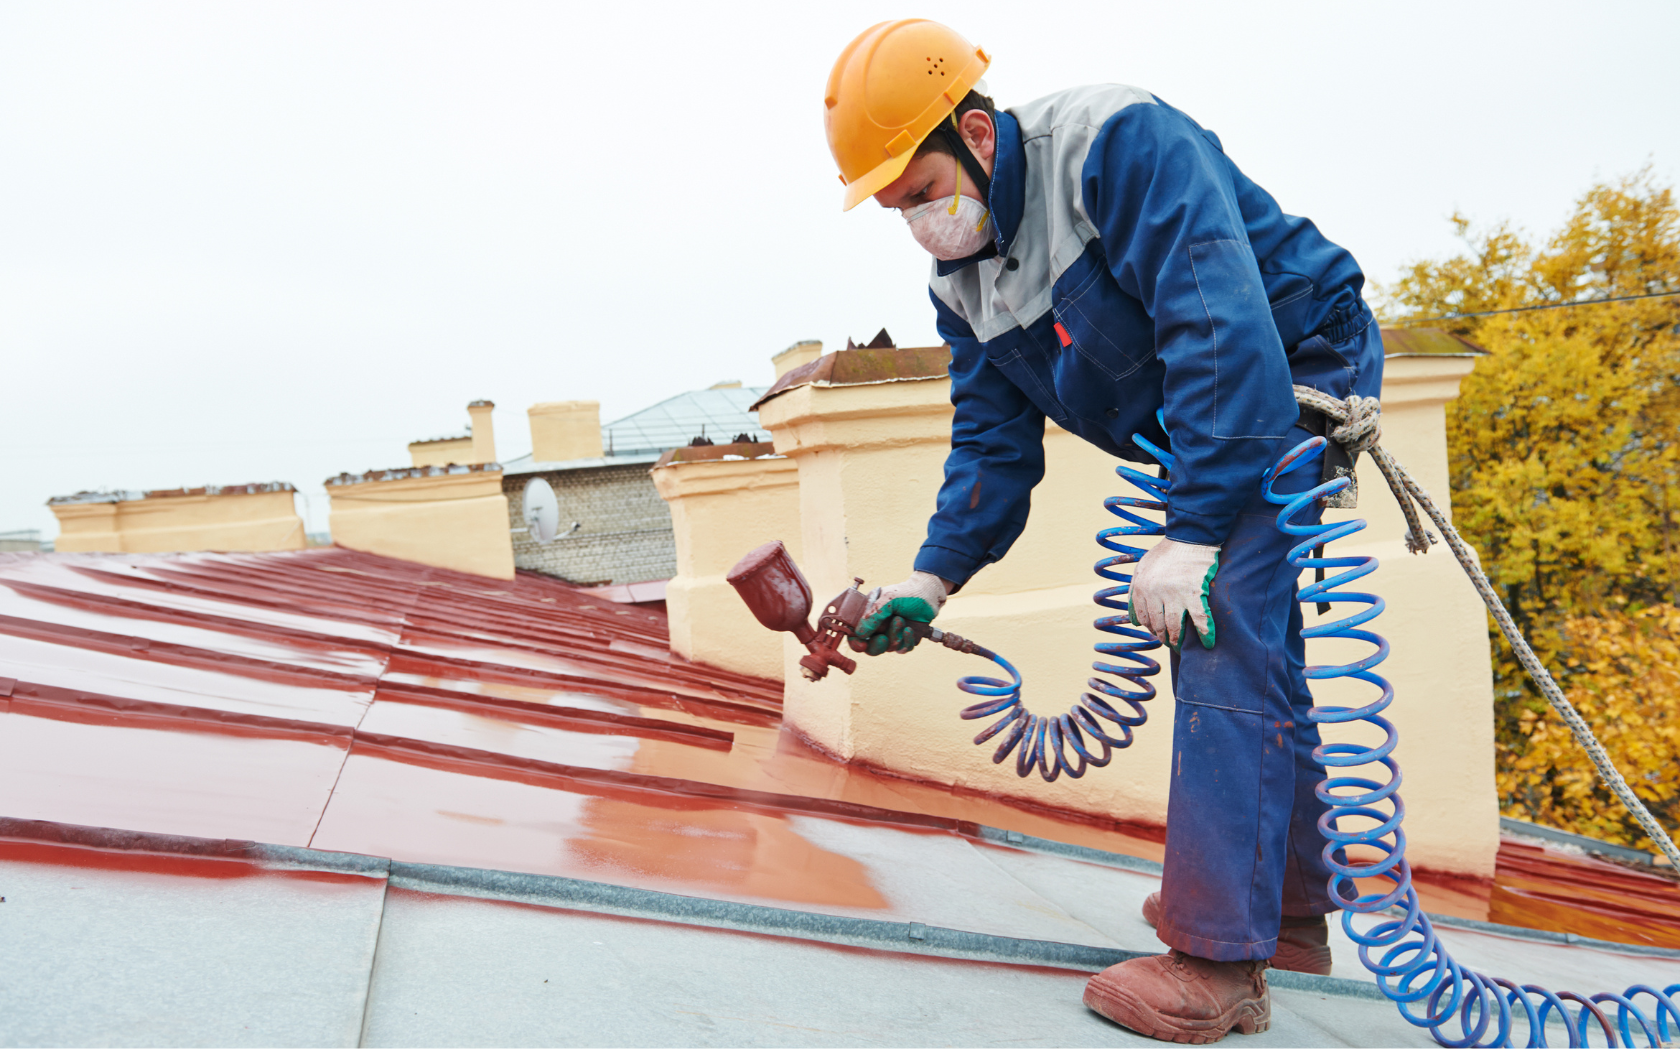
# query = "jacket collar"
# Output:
<box><xmin>934</xmin><ymin>108</ymin><xmax>1023</xmax><ymax>277</ymax></box>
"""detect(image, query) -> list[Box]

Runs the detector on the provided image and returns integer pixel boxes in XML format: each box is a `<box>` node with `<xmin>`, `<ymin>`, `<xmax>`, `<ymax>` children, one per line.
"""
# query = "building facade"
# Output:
<box><xmin>500</xmin><ymin>384</ymin><xmax>771</xmax><ymax>586</ymax></box>
<box><xmin>505</xmin><ymin>455</ymin><xmax>673</xmax><ymax>585</ymax></box>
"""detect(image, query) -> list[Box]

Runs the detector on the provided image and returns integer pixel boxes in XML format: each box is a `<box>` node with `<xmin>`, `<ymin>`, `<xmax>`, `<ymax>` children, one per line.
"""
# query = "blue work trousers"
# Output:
<box><xmin>1154</xmin><ymin>322</ymin><xmax>1384</xmax><ymax>962</ymax></box>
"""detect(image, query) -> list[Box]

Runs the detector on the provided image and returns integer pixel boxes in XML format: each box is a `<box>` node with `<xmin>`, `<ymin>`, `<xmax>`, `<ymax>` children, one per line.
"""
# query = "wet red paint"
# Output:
<box><xmin>2</xmin><ymin>547</ymin><xmax>1663</xmax><ymax>940</ymax></box>
<box><xmin>8</xmin><ymin>679</ymin><xmax>354</xmax><ymax>741</ymax></box>
<box><xmin>0</xmin><ymin>837</ymin><xmax>376</xmax><ymax>887</ymax></box>
<box><xmin>0</xmin><ymin>837</ymin><xmax>263</xmax><ymax>878</ymax></box>
<box><xmin>368</xmin><ymin>683</ymin><xmax>735</xmax><ymax>751</ymax></box>
<box><xmin>0</xmin><ymin>611</ymin><xmax>381</xmax><ymax>687</ymax></box>
<box><xmin>0</xmin><ymin>707</ymin><xmax>350</xmax><ymax>846</ymax></box>
<box><xmin>320</xmin><ymin>751</ymin><xmax>893</xmax><ymax>911</ymax></box>
<box><xmin>1489</xmin><ymin>839</ymin><xmax>1680</xmax><ymax>947</ymax></box>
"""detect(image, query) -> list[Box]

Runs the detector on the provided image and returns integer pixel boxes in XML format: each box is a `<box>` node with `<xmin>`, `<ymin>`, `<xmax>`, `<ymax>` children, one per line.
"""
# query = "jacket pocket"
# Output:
<box><xmin>1053</xmin><ymin>262</ymin><xmax>1153</xmax><ymax>381</ymax></box>
<box><xmin>1261</xmin><ymin>265</ymin><xmax>1317</xmax><ymax>345</ymax></box>
<box><xmin>987</xmin><ymin>348</ymin><xmax>1070</xmax><ymax>425</ymax></box>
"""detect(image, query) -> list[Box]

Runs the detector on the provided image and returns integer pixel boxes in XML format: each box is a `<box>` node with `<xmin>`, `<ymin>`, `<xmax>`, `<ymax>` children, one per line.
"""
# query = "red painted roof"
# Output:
<box><xmin>0</xmin><ymin>548</ymin><xmax>1165</xmax><ymax>916</ymax></box>
<box><xmin>1489</xmin><ymin>839</ymin><xmax>1680</xmax><ymax>949</ymax></box>
<box><xmin>2</xmin><ymin>547</ymin><xmax>1674</xmax><ymax>940</ymax></box>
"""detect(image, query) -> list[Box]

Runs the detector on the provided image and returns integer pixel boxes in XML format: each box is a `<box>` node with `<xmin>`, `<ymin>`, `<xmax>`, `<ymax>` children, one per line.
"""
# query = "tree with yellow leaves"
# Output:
<box><xmin>1383</xmin><ymin>166</ymin><xmax>1680</xmax><ymax>850</ymax></box>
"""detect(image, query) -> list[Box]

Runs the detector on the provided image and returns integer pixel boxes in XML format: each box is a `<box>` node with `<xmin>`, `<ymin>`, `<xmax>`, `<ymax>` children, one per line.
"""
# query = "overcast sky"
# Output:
<box><xmin>3</xmin><ymin>1</ymin><xmax>1678</xmax><ymax>539</ymax></box>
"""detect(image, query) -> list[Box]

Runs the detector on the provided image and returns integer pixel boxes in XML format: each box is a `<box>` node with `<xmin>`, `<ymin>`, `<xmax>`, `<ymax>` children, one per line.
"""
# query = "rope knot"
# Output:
<box><xmin>1331</xmin><ymin>394</ymin><xmax>1383</xmax><ymax>454</ymax></box>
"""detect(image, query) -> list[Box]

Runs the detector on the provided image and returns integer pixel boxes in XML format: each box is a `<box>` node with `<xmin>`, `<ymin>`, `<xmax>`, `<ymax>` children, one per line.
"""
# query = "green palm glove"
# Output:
<box><xmin>851</xmin><ymin>571</ymin><xmax>950</xmax><ymax>655</ymax></box>
<box><xmin>1127</xmin><ymin>538</ymin><xmax>1219</xmax><ymax>652</ymax></box>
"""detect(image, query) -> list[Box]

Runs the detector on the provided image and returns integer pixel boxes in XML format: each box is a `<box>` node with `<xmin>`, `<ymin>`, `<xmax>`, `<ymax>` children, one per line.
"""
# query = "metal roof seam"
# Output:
<box><xmin>66</xmin><ymin>566</ymin><xmax>408</xmax><ymax>630</ymax></box>
<box><xmin>0</xmin><ymin>816</ymin><xmax>389</xmax><ymax>877</ymax></box>
<box><xmin>388</xmin><ymin>857</ymin><xmax>1147</xmax><ymax>977</ymax></box>
<box><xmin>383</xmin><ymin>651</ymin><xmax>780</xmax><ymax>723</ymax></box>
<box><xmin>1418</xmin><ymin>910</ymin><xmax>1680</xmax><ymax>961</ymax></box>
<box><xmin>370</xmin><ymin>683</ymin><xmax>734</xmax><ymax>750</ymax></box>
<box><xmin>0</xmin><ymin>578</ymin><xmax>397</xmax><ymax>653</ymax></box>
<box><xmin>0</xmin><ymin>614</ymin><xmax>384</xmax><ymax>690</ymax></box>
<box><xmin>968</xmin><ymin>826</ymin><xmax>1164</xmax><ymax>876</ymax></box>
<box><xmin>346</xmin><ymin>732</ymin><xmax>975</xmax><ymax>831</ymax></box>
<box><xmin>5</xmin><ymin>678</ymin><xmax>736</xmax><ymax>763</ymax></box>
<box><xmin>1499</xmin><ymin>815</ymin><xmax>1658</xmax><ymax>866</ymax></box>
<box><xmin>7</xmin><ymin>680</ymin><xmax>361</xmax><ymax>741</ymax></box>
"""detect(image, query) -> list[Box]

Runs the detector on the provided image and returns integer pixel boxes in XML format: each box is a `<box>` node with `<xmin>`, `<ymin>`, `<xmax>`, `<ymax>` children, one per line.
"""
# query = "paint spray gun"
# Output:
<box><xmin>726</xmin><ymin>541</ymin><xmax>992</xmax><ymax>682</ymax></box>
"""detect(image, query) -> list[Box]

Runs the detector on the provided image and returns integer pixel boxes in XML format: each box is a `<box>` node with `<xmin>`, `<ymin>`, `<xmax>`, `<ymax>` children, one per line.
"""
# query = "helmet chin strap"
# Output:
<box><xmin>931</xmin><ymin>114</ymin><xmax>992</xmax><ymax>204</ymax></box>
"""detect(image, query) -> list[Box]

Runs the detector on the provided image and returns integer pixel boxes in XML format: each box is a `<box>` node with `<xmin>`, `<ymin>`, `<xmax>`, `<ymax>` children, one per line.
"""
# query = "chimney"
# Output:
<box><xmin>771</xmin><ymin>340</ymin><xmax>822</xmax><ymax>379</ymax></box>
<box><xmin>528</xmin><ymin>401</ymin><xmax>603</xmax><ymax>463</ymax></box>
<box><xmin>467</xmin><ymin>400</ymin><xmax>497</xmax><ymax>463</ymax></box>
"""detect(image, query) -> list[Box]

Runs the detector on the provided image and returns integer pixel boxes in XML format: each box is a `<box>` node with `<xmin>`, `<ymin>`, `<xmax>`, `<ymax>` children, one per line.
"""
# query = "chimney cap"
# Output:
<box><xmin>845</xmin><ymin>328</ymin><xmax>895</xmax><ymax>351</ymax></box>
<box><xmin>467</xmin><ymin>399</ymin><xmax>495</xmax><ymax>409</ymax></box>
<box><xmin>48</xmin><ymin>481</ymin><xmax>296</xmax><ymax>504</ymax></box>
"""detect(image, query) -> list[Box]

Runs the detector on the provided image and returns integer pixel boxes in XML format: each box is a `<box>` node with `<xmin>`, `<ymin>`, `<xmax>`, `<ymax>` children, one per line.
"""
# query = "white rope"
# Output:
<box><xmin>1295</xmin><ymin>384</ymin><xmax>1680</xmax><ymax>870</ymax></box>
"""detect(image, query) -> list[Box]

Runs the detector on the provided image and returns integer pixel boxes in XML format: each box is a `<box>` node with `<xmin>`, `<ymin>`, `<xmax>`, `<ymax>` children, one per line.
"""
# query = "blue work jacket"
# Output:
<box><xmin>915</xmin><ymin>85</ymin><xmax>1373</xmax><ymax>588</ymax></box>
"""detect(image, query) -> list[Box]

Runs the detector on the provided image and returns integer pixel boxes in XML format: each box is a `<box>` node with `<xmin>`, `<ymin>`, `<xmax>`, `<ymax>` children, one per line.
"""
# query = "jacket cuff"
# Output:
<box><xmin>1164</xmin><ymin>509</ymin><xmax>1230</xmax><ymax>549</ymax></box>
<box><xmin>914</xmin><ymin>544</ymin><xmax>981</xmax><ymax>593</ymax></box>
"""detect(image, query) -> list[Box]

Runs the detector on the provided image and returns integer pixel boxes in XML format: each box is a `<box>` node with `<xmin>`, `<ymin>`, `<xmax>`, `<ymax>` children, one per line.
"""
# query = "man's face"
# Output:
<box><xmin>873</xmin><ymin>109</ymin><xmax>996</xmax><ymax>213</ymax></box>
<box><xmin>875</xmin><ymin>151</ymin><xmax>969</xmax><ymax>213</ymax></box>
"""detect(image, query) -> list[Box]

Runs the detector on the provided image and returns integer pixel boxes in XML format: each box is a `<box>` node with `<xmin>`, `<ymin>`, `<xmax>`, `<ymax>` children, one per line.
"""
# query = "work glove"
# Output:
<box><xmin>1127</xmin><ymin>538</ymin><xmax>1219</xmax><ymax>651</ymax></box>
<box><xmin>851</xmin><ymin>571</ymin><xmax>950</xmax><ymax>656</ymax></box>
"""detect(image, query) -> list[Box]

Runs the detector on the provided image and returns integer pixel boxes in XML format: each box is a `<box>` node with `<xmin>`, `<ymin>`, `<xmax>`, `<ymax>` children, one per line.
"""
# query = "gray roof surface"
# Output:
<box><xmin>4</xmin><ymin>817</ymin><xmax>1675</xmax><ymax>1047</ymax></box>
<box><xmin>362</xmin><ymin>889</ymin><xmax>1412</xmax><ymax>1049</ymax></box>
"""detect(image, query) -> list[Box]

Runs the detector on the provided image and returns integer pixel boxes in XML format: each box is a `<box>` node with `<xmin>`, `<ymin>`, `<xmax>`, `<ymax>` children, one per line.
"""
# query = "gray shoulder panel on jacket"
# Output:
<box><xmin>929</xmin><ymin>85</ymin><xmax>1157</xmax><ymax>343</ymax></box>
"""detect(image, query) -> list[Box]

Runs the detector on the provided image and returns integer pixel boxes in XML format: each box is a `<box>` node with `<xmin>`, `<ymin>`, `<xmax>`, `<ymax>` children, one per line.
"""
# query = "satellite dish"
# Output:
<box><xmin>522</xmin><ymin>477</ymin><xmax>561</xmax><ymax>543</ymax></box>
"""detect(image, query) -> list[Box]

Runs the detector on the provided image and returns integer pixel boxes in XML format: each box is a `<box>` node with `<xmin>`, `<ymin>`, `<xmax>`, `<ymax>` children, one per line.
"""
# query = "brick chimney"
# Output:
<box><xmin>467</xmin><ymin>400</ymin><xmax>497</xmax><ymax>464</ymax></box>
<box><xmin>528</xmin><ymin>401</ymin><xmax>603</xmax><ymax>463</ymax></box>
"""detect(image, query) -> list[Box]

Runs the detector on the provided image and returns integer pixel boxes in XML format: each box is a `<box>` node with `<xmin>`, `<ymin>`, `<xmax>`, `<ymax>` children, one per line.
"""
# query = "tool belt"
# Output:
<box><xmin>1296</xmin><ymin>405</ymin><xmax>1360</xmax><ymax>510</ymax></box>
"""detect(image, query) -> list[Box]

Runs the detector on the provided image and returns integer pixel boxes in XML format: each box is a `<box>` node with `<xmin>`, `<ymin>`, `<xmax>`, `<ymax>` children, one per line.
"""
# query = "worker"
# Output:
<box><xmin>825</xmin><ymin>20</ymin><xmax>1382</xmax><ymax>1045</ymax></box>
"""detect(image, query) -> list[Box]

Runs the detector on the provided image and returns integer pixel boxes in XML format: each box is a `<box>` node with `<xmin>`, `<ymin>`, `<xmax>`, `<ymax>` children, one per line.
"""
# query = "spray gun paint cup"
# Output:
<box><xmin>726</xmin><ymin>541</ymin><xmax>864</xmax><ymax>681</ymax></box>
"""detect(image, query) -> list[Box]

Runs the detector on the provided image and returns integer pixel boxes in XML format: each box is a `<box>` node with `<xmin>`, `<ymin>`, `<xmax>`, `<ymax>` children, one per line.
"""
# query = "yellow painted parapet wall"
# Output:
<box><xmin>651</xmin><ymin>442</ymin><xmax>800</xmax><ymax>681</ymax></box>
<box><xmin>732</xmin><ymin>338</ymin><xmax>1497</xmax><ymax>880</ymax></box>
<box><xmin>50</xmin><ymin>483</ymin><xmax>305</xmax><ymax>553</ymax></box>
<box><xmin>325</xmin><ymin>463</ymin><xmax>514</xmax><ymax>579</ymax></box>
<box><xmin>409</xmin><ymin>435</ymin><xmax>474</xmax><ymax>468</ymax></box>
<box><xmin>408</xmin><ymin>399</ymin><xmax>498</xmax><ymax>468</ymax></box>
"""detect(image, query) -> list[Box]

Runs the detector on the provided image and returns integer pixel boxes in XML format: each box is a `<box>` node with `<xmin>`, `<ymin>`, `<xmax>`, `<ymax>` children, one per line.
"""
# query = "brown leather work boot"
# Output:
<box><xmin>1139</xmin><ymin>892</ymin><xmax>1333</xmax><ymax>976</ymax></box>
<box><xmin>1274</xmin><ymin>914</ymin><xmax>1333</xmax><ymax>976</ymax></box>
<box><xmin>1084</xmin><ymin>950</ymin><xmax>1270</xmax><ymax>1044</ymax></box>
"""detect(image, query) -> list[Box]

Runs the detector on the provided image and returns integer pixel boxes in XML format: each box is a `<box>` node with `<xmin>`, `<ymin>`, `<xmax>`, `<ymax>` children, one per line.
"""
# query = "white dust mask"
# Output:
<box><xmin>903</xmin><ymin>163</ymin><xmax>992</xmax><ymax>260</ymax></box>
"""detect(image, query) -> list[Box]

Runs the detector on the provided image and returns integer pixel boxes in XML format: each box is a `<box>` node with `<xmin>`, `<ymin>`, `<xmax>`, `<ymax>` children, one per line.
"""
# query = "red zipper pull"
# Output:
<box><xmin>1054</xmin><ymin>321</ymin><xmax>1072</xmax><ymax>348</ymax></box>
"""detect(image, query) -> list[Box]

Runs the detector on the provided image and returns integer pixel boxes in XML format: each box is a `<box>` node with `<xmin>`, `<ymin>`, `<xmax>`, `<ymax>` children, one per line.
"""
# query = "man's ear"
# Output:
<box><xmin>958</xmin><ymin>109</ymin><xmax>996</xmax><ymax>169</ymax></box>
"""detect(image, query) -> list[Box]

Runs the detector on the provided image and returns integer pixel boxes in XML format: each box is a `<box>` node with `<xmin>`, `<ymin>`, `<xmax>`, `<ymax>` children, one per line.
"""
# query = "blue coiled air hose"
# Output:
<box><xmin>1260</xmin><ymin>434</ymin><xmax>1680</xmax><ymax>1048</ymax></box>
<box><xmin>953</xmin><ymin>434</ymin><xmax>1173</xmax><ymax>783</ymax></box>
<box><xmin>944</xmin><ymin>426</ymin><xmax>1677</xmax><ymax>1045</ymax></box>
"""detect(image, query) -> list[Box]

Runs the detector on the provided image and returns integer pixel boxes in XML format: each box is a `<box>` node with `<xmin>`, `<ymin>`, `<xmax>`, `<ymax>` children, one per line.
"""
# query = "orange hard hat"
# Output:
<box><xmin>824</xmin><ymin>20</ymin><xmax>990</xmax><ymax>211</ymax></box>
